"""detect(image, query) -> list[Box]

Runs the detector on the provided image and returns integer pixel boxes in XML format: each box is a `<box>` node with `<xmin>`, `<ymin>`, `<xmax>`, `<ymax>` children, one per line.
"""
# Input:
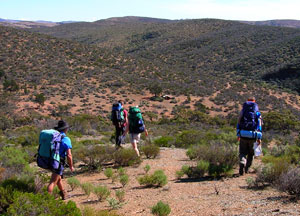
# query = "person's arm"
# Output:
<box><xmin>66</xmin><ymin>149</ymin><xmax>74</xmax><ymax>172</ymax></box>
<box><xmin>123</xmin><ymin>124</ymin><xmax>129</xmax><ymax>136</ymax></box>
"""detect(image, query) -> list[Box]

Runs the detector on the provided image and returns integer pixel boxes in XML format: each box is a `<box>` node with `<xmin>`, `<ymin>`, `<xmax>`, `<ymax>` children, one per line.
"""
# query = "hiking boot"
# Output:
<box><xmin>59</xmin><ymin>190</ymin><xmax>68</xmax><ymax>200</ymax></box>
<box><xmin>245</xmin><ymin>166</ymin><xmax>249</xmax><ymax>174</ymax></box>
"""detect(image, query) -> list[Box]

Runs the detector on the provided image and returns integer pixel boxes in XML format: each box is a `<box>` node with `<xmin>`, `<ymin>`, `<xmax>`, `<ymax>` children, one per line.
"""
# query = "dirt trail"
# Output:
<box><xmin>67</xmin><ymin>147</ymin><xmax>300</xmax><ymax>216</ymax></box>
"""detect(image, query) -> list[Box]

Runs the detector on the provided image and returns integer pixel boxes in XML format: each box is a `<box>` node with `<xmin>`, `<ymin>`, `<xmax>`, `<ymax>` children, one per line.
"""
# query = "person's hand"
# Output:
<box><xmin>70</xmin><ymin>166</ymin><xmax>74</xmax><ymax>172</ymax></box>
<box><xmin>257</xmin><ymin>139</ymin><xmax>261</xmax><ymax>145</ymax></box>
<box><xmin>237</xmin><ymin>137</ymin><xmax>240</xmax><ymax>141</ymax></box>
<box><xmin>145</xmin><ymin>129</ymin><xmax>148</xmax><ymax>137</ymax></box>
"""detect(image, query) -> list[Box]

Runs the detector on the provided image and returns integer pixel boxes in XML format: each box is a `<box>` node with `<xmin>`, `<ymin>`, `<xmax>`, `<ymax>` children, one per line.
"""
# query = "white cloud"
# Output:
<box><xmin>167</xmin><ymin>0</ymin><xmax>300</xmax><ymax>20</ymax></box>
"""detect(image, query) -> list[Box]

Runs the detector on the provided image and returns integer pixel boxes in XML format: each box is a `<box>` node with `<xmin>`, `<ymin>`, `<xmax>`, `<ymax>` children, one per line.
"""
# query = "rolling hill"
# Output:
<box><xmin>1</xmin><ymin>17</ymin><xmax>300</xmax><ymax>119</ymax></box>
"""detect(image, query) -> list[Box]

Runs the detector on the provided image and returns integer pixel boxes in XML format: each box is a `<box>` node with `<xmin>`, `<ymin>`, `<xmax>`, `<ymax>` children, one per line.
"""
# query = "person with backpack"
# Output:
<box><xmin>111</xmin><ymin>100</ymin><xmax>128</xmax><ymax>148</ymax></box>
<box><xmin>237</xmin><ymin>97</ymin><xmax>262</xmax><ymax>176</ymax></box>
<box><xmin>123</xmin><ymin>106</ymin><xmax>148</xmax><ymax>156</ymax></box>
<box><xmin>44</xmin><ymin>120</ymin><xmax>74</xmax><ymax>200</ymax></box>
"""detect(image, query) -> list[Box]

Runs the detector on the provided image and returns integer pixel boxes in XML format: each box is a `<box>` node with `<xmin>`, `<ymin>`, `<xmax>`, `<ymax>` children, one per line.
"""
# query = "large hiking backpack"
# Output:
<box><xmin>129</xmin><ymin>106</ymin><xmax>145</xmax><ymax>133</ymax></box>
<box><xmin>111</xmin><ymin>103</ymin><xmax>125</xmax><ymax>126</ymax></box>
<box><xmin>240</xmin><ymin>101</ymin><xmax>259</xmax><ymax>131</ymax></box>
<box><xmin>37</xmin><ymin>129</ymin><xmax>64</xmax><ymax>170</ymax></box>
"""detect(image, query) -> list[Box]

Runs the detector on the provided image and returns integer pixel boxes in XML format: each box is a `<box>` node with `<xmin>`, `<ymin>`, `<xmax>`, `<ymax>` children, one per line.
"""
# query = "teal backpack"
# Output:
<box><xmin>129</xmin><ymin>106</ymin><xmax>145</xmax><ymax>133</ymax></box>
<box><xmin>37</xmin><ymin>129</ymin><xmax>64</xmax><ymax>170</ymax></box>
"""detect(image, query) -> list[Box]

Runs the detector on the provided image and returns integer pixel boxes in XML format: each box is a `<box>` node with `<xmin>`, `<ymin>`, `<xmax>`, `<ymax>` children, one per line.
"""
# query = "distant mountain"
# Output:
<box><xmin>0</xmin><ymin>18</ymin><xmax>59</xmax><ymax>28</ymax></box>
<box><xmin>242</xmin><ymin>20</ymin><xmax>300</xmax><ymax>28</ymax></box>
<box><xmin>0</xmin><ymin>18</ymin><xmax>78</xmax><ymax>28</ymax></box>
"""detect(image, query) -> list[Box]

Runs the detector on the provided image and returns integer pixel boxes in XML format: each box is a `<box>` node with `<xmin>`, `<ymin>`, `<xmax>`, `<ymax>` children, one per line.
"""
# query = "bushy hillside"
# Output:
<box><xmin>30</xmin><ymin>18</ymin><xmax>300</xmax><ymax>96</ymax></box>
<box><xmin>1</xmin><ymin>18</ymin><xmax>300</xmax><ymax>120</ymax></box>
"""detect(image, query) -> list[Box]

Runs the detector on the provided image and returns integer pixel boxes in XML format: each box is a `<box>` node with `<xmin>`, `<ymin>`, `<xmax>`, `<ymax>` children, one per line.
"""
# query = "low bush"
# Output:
<box><xmin>141</xmin><ymin>144</ymin><xmax>160</xmax><ymax>159</ymax></box>
<box><xmin>138</xmin><ymin>170</ymin><xmax>168</xmax><ymax>187</ymax></box>
<box><xmin>255</xmin><ymin>156</ymin><xmax>290</xmax><ymax>186</ymax></box>
<box><xmin>104</xmin><ymin>168</ymin><xmax>114</xmax><ymax>179</ymax></box>
<box><xmin>67</xmin><ymin>177</ymin><xmax>81</xmax><ymax>191</ymax></box>
<box><xmin>0</xmin><ymin>147</ymin><xmax>33</xmax><ymax>179</ymax></box>
<box><xmin>93</xmin><ymin>185</ymin><xmax>110</xmax><ymax>202</ymax></box>
<box><xmin>113</xmin><ymin>148</ymin><xmax>141</xmax><ymax>166</ymax></box>
<box><xmin>115</xmin><ymin>190</ymin><xmax>125</xmax><ymax>202</ymax></box>
<box><xmin>187</xmin><ymin>160</ymin><xmax>210</xmax><ymax>179</ymax></box>
<box><xmin>188</xmin><ymin>142</ymin><xmax>238</xmax><ymax>177</ymax></box>
<box><xmin>81</xmin><ymin>206</ymin><xmax>120</xmax><ymax>216</ymax></box>
<box><xmin>117</xmin><ymin>167</ymin><xmax>126</xmax><ymax>176</ymax></box>
<box><xmin>75</xmin><ymin>145</ymin><xmax>115</xmax><ymax>170</ymax></box>
<box><xmin>277</xmin><ymin>167</ymin><xmax>300</xmax><ymax>196</ymax></box>
<box><xmin>285</xmin><ymin>145</ymin><xmax>300</xmax><ymax>165</ymax></box>
<box><xmin>119</xmin><ymin>174</ymin><xmax>129</xmax><ymax>187</ymax></box>
<box><xmin>6</xmin><ymin>192</ymin><xmax>81</xmax><ymax>216</ymax></box>
<box><xmin>81</xmin><ymin>182</ymin><xmax>94</xmax><ymax>198</ymax></box>
<box><xmin>151</xmin><ymin>201</ymin><xmax>171</xmax><ymax>216</ymax></box>
<box><xmin>107</xmin><ymin>197</ymin><xmax>125</xmax><ymax>210</ymax></box>
<box><xmin>154</xmin><ymin>136</ymin><xmax>174</xmax><ymax>147</ymax></box>
<box><xmin>144</xmin><ymin>164</ymin><xmax>151</xmax><ymax>174</ymax></box>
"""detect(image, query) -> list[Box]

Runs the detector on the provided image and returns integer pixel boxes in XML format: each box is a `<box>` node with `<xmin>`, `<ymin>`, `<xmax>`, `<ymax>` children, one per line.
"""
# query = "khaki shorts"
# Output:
<box><xmin>129</xmin><ymin>133</ymin><xmax>141</xmax><ymax>143</ymax></box>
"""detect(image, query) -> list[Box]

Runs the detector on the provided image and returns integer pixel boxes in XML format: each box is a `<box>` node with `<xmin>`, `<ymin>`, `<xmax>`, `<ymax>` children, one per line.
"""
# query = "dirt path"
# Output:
<box><xmin>67</xmin><ymin>147</ymin><xmax>300</xmax><ymax>216</ymax></box>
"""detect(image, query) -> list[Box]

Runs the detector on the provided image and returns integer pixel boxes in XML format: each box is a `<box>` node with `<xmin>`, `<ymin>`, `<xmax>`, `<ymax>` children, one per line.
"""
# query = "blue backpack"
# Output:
<box><xmin>37</xmin><ymin>129</ymin><xmax>64</xmax><ymax>170</ymax></box>
<box><xmin>111</xmin><ymin>103</ymin><xmax>125</xmax><ymax>126</ymax></box>
<box><xmin>240</xmin><ymin>101</ymin><xmax>259</xmax><ymax>131</ymax></box>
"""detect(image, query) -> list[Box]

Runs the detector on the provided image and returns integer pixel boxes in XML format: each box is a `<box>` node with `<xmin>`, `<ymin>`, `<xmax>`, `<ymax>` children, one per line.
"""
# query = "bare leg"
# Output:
<box><xmin>47</xmin><ymin>173</ymin><xmax>62</xmax><ymax>193</ymax></box>
<box><xmin>131</xmin><ymin>141</ymin><xmax>140</xmax><ymax>157</ymax></box>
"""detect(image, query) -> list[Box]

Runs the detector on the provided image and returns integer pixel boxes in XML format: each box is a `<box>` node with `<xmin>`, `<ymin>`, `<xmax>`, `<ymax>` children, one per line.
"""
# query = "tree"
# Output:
<box><xmin>34</xmin><ymin>93</ymin><xmax>46</xmax><ymax>106</ymax></box>
<box><xmin>148</xmin><ymin>83</ymin><xmax>162</xmax><ymax>97</ymax></box>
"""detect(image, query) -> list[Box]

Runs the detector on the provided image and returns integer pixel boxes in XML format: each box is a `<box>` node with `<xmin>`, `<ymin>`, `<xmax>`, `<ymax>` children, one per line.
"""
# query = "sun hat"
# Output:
<box><xmin>54</xmin><ymin>120</ymin><xmax>70</xmax><ymax>131</ymax></box>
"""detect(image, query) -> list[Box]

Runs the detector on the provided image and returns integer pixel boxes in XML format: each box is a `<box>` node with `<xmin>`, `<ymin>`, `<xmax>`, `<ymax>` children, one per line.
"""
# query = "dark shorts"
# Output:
<box><xmin>52</xmin><ymin>163</ymin><xmax>64</xmax><ymax>176</ymax></box>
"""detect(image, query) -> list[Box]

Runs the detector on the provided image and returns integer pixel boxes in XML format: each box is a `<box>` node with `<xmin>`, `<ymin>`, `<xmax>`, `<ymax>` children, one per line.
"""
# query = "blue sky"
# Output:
<box><xmin>1</xmin><ymin>0</ymin><xmax>300</xmax><ymax>22</ymax></box>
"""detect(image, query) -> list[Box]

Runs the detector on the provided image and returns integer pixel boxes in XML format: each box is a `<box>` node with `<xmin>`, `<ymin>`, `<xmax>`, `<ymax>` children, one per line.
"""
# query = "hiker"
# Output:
<box><xmin>111</xmin><ymin>100</ymin><xmax>128</xmax><ymax>148</ymax></box>
<box><xmin>47</xmin><ymin>120</ymin><xmax>74</xmax><ymax>200</ymax></box>
<box><xmin>123</xmin><ymin>106</ymin><xmax>148</xmax><ymax>156</ymax></box>
<box><xmin>237</xmin><ymin>97</ymin><xmax>262</xmax><ymax>175</ymax></box>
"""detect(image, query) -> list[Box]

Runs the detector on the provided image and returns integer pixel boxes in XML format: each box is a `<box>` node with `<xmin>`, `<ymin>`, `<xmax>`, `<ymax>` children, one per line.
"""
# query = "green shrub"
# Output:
<box><xmin>104</xmin><ymin>168</ymin><xmax>114</xmax><ymax>179</ymax></box>
<box><xmin>0</xmin><ymin>147</ymin><xmax>33</xmax><ymax>179</ymax></box>
<box><xmin>81</xmin><ymin>182</ymin><xmax>94</xmax><ymax>198</ymax></box>
<box><xmin>93</xmin><ymin>185</ymin><xmax>110</xmax><ymax>202</ymax></box>
<box><xmin>75</xmin><ymin>145</ymin><xmax>115</xmax><ymax>170</ymax></box>
<box><xmin>189</xmin><ymin>142</ymin><xmax>238</xmax><ymax>177</ymax></box>
<box><xmin>174</xmin><ymin>130</ymin><xmax>202</xmax><ymax>148</ymax></box>
<box><xmin>144</xmin><ymin>164</ymin><xmax>151</xmax><ymax>174</ymax></box>
<box><xmin>141</xmin><ymin>145</ymin><xmax>160</xmax><ymax>159</ymax></box>
<box><xmin>186</xmin><ymin>147</ymin><xmax>197</xmax><ymax>160</ymax></box>
<box><xmin>117</xmin><ymin>167</ymin><xmax>126</xmax><ymax>176</ymax></box>
<box><xmin>256</xmin><ymin>156</ymin><xmax>291</xmax><ymax>185</ymax></box>
<box><xmin>151</xmin><ymin>201</ymin><xmax>171</xmax><ymax>216</ymax></box>
<box><xmin>67</xmin><ymin>177</ymin><xmax>81</xmax><ymax>191</ymax></box>
<box><xmin>115</xmin><ymin>190</ymin><xmax>125</xmax><ymax>202</ymax></box>
<box><xmin>190</xmin><ymin>160</ymin><xmax>209</xmax><ymax>178</ymax></box>
<box><xmin>7</xmin><ymin>192</ymin><xmax>81</xmax><ymax>216</ymax></box>
<box><xmin>0</xmin><ymin>185</ymin><xmax>17</xmax><ymax>213</ymax></box>
<box><xmin>175</xmin><ymin>170</ymin><xmax>185</xmax><ymax>179</ymax></box>
<box><xmin>107</xmin><ymin>197</ymin><xmax>124</xmax><ymax>210</ymax></box>
<box><xmin>81</xmin><ymin>206</ymin><xmax>120</xmax><ymax>216</ymax></box>
<box><xmin>119</xmin><ymin>174</ymin><xmax>129</xmax><ymax>187</ymax></box>
<box><xmin>154</xmin><ymin>136</ymin><xmax>174</xmax><ymax>147</ymax></box>
<box><xmin>138</xmin><ymin>170</ymin><xmax>168</xmax><ymax>187</ymax></box>
<box><xmin>113</xmin><ymin>148</ymin><xmax>141</xmax><ymax>166</ymax></box>
<box><xmin>285</xmin><ymin>145</ymin><xmax>300</xmax><ymax>164</ymax></box>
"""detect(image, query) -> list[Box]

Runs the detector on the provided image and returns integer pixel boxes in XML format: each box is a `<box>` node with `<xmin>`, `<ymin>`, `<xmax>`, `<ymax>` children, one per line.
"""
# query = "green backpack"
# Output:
<box><xmin>129</xmin><ymin>106</ymin><xmax>145</xmax><ymax>133</ymax></box>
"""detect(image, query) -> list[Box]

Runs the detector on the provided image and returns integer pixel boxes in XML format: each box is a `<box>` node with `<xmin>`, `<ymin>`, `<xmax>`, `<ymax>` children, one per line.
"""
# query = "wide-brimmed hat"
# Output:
<box><xmin>54</xmin><ymin>120</ymin><xmax>70</xmax><ymax>131</ymax></box>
